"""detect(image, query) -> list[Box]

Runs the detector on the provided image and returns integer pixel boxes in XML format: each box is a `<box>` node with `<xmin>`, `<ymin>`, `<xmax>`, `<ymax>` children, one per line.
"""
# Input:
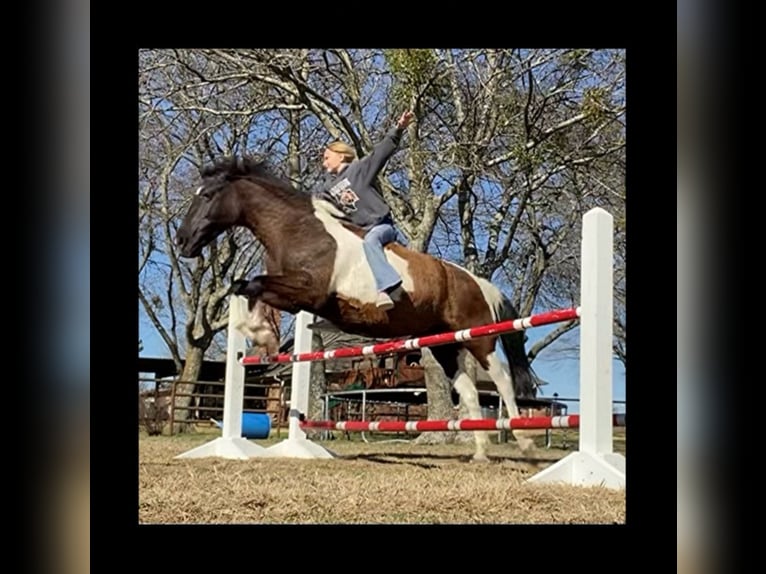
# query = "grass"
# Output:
<box><xmin>139</xmin><ymin>426</ymin><xmax>626</xmax><ymax>524</ymax></box>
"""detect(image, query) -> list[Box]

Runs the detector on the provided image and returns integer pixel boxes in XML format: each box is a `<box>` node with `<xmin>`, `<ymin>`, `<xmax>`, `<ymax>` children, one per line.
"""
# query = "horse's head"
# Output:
<box><xmin>176</xmin><ymin>162</ymin><xmax>244</xmax><ymax>258</ymax></box>
<box><xmin>177</xmin><ymin>155</ymin><xmax>315</xmax><ymax>258</ymax></box>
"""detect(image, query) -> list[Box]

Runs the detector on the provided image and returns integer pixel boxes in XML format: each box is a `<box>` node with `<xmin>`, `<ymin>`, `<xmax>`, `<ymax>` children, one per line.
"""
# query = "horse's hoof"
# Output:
<box><xmin>516</xmin><ymin>437</ymin><xmax>536</xmax><ymax>453</ymax></box>
<box><xmin>232</xmin><ymin>279</ymin><xmax>263</xmax><ymax>298</ymax></box>
<box><xmin>231</xmin><ymin>279</ymin><xmax>250</xmax><ymax>295</ymax></box>
<box><xmin>471</xmin><ymin>454</ymin><xmax>490</xmax><ymax>463</ymax></box>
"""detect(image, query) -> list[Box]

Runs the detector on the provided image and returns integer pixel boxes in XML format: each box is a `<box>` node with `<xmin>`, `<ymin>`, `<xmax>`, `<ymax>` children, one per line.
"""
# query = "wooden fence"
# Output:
<box><xmin>138</xmin><ymin>376</ymin><xmax>286</xmax><ymax>435</ymax></box>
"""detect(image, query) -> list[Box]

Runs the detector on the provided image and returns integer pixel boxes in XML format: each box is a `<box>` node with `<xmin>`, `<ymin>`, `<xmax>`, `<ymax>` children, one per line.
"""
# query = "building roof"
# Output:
<box><xmin>138</xmin><ymin>356</ymin><xmax>227</xmax><ymax>381</ymax></box>
<box><xmin>138</xmin><ymin>355</ymin><xmax>272</xmax><ymax>381</ymax></box>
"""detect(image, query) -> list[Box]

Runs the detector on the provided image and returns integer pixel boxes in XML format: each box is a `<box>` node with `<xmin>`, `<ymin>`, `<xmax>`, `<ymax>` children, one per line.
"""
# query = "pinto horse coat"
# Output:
<box><xmin>176</xmin><ymin>157</ymin><xmax>542</xmax><ymax>460</ymax></box>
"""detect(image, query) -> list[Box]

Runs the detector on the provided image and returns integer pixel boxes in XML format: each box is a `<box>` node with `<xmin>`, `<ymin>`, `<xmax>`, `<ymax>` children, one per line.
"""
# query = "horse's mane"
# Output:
<box><xmin>201</xmin><ymin>155</ymin><xmax>311</xmax><ymax>209</ymax></box>
<box><xmin>201</xmin><ymin>155</ymin><xmax>274</xmax><ymax>180</ymax></box>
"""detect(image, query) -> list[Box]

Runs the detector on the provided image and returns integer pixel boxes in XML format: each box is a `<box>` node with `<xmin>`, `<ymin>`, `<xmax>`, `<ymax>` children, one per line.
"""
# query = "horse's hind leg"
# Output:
<box><xmin>453</xmin><ymin>349</ymin><xmax>490</xmax><ymax>462</ymax></box>
<box><xmin>465</xmin><ymin>339</ymin><xmax>536</xmax><ymax>453</ymax></box>
<box><xmin>429</xmin><ymin>345</ymin><xmax>489</xmax><ymax>462</ymax></box>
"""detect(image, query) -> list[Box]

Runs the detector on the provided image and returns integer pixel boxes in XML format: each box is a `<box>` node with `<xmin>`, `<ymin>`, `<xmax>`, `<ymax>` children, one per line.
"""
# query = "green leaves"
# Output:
<box><xmin>581</xmin><ymin>86</ymin><xmax>612</xmax><ymax>126</ymax></box>
<box><xmin>383</xmin><ymin>49</ymin><xmax>444</xmax><ymax>106</ymax></box>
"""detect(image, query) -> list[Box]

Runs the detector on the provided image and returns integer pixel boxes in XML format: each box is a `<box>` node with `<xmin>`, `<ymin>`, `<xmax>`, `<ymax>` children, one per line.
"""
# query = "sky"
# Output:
<box><xmin>139</xmin><ymin>311</ymin><xmax>625</xmax><ymax>416</ymax></box>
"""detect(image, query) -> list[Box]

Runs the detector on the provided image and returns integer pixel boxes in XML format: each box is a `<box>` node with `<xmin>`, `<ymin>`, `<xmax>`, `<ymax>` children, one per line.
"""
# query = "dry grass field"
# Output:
<box><xmin>139</xmin><ymin>426</ymin><xmax>626</xmax><ymax>524</ymax></box>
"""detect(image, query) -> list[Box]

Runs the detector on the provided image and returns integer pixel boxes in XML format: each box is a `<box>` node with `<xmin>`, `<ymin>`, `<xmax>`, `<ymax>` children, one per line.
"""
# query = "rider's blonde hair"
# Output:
<box><xmin>326</xmin><ymin>141</ymin><xmax>356</xmax><ymax>163</ymax></box>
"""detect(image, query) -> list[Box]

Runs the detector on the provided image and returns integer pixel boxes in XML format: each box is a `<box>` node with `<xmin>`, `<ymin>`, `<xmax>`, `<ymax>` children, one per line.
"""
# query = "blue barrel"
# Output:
<box><xmin>241</xmin><ymin>413</ymin><xmax>271</xmax><ymax>439</ymax></box>
<box><xmin>211</xmin><ymin>413</ymin><xmax>272</xmax><ymax>439</ymax></box>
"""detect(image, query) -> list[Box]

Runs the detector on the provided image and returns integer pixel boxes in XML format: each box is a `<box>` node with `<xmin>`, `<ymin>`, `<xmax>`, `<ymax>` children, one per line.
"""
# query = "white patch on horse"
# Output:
<box><xmin>486</xmin><ymin>350</ymin><xmax>536</xmax><ymax>451</ymax></box>
<box><xmin>311</xmin><ymin>198</ymin><xmax>413</xmax><ymax>303</ymax></box>
<box><xmin>485</xmin><ymin>350</ymin><xmax>520</xmax><ymax>419</ymax></box>
<box><xmin>454</xmin><ymin>348</ymin><xmax>490</xmax><ymax>460</ymax></box>
<box><xmin>231</xmin><ymin>296</ymin><xmax>279</xmax><ymax>352</ymax></box>
<box><xmin>442</xmin><ymin>260</ymin><xmax>504</xmax><ymax>319</ymax></box>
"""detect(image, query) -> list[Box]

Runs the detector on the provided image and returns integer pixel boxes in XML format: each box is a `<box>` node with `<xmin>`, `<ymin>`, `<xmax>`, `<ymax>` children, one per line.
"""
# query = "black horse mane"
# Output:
<box><xmin>201</xmin><ymin>155</ymin><xmax>305</xmax><ymax>196</ymax></box>
<box><xmin>202</xmin><ymin>155</ymin><xmax>274</xmax><ymax>181</ymax></box>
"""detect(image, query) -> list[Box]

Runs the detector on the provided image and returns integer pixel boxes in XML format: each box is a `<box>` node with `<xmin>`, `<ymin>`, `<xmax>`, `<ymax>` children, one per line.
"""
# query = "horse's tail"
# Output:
<box><xmin>491</xmin><ymin>294</ymin><xmax>542</xmax><ymax>399</ymax></box>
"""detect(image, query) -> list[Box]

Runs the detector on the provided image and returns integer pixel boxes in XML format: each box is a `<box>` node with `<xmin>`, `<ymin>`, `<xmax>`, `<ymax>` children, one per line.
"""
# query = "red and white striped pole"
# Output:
<box><xmin>240</xmin><ymin>307</ymin><xmax>580</xmax><ymax>366</ymax></box>
<box><xmin>300</xmin><ymin>414</ymin><xmax>626</xmax><ymax>433</ymax></box>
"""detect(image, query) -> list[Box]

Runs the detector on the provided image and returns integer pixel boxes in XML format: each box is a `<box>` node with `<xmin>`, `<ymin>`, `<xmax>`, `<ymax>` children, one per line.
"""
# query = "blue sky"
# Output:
<box><xmin>139</xmin><ymin>311</ymin><xmax>625</xmax><ymax>416</ymax></box>
<box><xmin>523</xmin><ymin>323</ymin><xmax>626</xmax><ymax>414</ymax></box>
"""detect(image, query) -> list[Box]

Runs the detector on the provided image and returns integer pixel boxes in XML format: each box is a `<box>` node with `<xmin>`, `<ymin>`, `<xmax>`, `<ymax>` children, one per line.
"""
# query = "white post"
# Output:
<box><xmin>527</xmin><ymin>207</ymin><xmax>626</xmax><ymax>489</ymax></box>
<box><xmin>287</xmin><ymin>311</ymin><xmax>313</xmax><ymax>439</ymax></box>
<box><xmin>175</xmin><ymin>295</ymin><xmax>268</xmax><ymax>459</ymax></box>
<box><xmin>579</xmin><ymin>207</ymin><xmax>614</xmax><ymax>455</ymax></box>
<box><xmin>221</xmin><ymin>300</ymin><xmax>248</xmax><ymax>439</ymax></box>
<box><xmin>261</xmin><ymin>311</ymin><xmax>334</xmax><ymax>458</ymax></box>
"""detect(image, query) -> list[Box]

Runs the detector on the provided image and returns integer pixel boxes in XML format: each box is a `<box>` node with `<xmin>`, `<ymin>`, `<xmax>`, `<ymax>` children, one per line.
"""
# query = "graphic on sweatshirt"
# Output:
<box><xmin>328</xmin><ymin>178</ymin><xmax>359</xmax><ymax>213</ymax></box>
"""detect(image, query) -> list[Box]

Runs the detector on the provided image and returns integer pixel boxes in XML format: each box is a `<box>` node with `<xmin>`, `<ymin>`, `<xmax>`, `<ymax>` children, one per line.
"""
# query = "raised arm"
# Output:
<box><xmin>357</xmin><ymin>111</ymin><xmax>415</xmax><ymax>183</ymax></box>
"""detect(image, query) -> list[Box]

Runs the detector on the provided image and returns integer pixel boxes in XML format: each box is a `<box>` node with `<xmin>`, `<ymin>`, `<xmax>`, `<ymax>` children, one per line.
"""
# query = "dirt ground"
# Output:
<box><xmin>139</xmin><ymin>427</ymin><xmax>626</xmax><ymax>524</ymax></box>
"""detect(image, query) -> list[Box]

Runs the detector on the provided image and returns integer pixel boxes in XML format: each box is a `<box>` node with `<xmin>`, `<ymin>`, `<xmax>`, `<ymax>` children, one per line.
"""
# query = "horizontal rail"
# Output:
<box><xmin>300</xmin><ymin>413</ymin><xmax>625</xmax><ymax>432</ymax></box>
<box><xmin>242</xmin><ymin>307</ymin><xmax>580</xmax><ymax>366</ymax></box>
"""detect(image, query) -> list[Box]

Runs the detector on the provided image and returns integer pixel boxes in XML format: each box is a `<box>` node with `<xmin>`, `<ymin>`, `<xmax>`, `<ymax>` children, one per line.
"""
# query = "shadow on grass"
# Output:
<box><xmin>339</xmin><ymin>451</ymin><xmax>556</xmax><ymax>469</ymax></box>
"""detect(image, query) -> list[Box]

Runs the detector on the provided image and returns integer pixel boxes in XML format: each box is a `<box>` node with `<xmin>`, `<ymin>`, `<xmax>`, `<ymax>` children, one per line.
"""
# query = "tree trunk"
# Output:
<box><xmin>413</xmin><ymin>348</ymin><xmax>458</xmax><ymax>445</ymax></box>
<box><xmin>306</xmin><ymin>330</ymin><xmax>328</xmax><ymax>439</ymax></box>
<box><xmin>171</xmin><ymin>346</ymin><xmax>205</xmax><ymax>434</ymax></box>
<box><xmin>453</xmin><ymin>352</ymin><xmax>479</xmax><ymax>445</ymax></box>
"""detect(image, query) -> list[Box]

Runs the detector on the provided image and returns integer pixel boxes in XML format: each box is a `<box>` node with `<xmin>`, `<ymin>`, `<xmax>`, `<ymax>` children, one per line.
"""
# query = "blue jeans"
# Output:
<box><xmin>362</xmin><ymin>223</ymin><xmax>401</xmax><ymax>292</ymax></box>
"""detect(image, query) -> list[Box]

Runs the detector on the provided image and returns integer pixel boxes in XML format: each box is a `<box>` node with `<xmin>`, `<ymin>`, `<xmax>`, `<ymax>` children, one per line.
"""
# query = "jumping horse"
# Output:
<box><xmin>176</xmin><ymin>156</ymin><xmax>542</xmax><ymax>460</ymax></box>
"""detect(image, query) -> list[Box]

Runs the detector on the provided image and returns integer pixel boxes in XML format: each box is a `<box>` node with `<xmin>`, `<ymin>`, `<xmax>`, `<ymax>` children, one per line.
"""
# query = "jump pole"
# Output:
<box><xmin>300</xmin><ymin>414</ymin><xmax>626</xmax><ymax>432</ymax></box>
<box><xmin>526</xmin><ymin>207</ymin><xmax>625</xmax><ymax>489</ymax></box>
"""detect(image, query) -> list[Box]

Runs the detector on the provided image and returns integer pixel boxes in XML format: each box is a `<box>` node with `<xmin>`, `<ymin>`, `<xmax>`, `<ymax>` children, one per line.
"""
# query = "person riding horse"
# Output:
<box><xmin>312</xmin><ymin>110</ymin><xmax>416</xmax><ymax>313</ymax></box>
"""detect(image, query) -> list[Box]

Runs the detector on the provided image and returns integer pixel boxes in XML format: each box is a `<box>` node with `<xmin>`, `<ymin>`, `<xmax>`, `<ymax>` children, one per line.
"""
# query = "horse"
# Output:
<box><xmin>176</xmin><ymin>156</ymin><xmax>542</xmax><ymax>461</ymax></box>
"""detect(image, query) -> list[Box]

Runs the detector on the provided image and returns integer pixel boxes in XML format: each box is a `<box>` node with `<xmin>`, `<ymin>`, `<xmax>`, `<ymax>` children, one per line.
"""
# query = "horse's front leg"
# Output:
<box><xmin>232</xmin><ymin>276</ymin><xmax>265</xmax><ymax>300</ymax></box>
<box><xmin>229</xmin><ymin>280</ymin><xmax>279</xmax><ymax>353</ymax></box>
<box><xmin>232</xmin><ymin>271</ymin><xmax>317</xmax><ymax>314</ymax></box>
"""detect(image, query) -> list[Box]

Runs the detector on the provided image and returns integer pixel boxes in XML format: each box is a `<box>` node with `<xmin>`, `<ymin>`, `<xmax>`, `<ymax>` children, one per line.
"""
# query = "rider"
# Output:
<box><xmin>313</xmin><ymin>110</ymin><xmax>415</xmax><ymax>311</ymax></box>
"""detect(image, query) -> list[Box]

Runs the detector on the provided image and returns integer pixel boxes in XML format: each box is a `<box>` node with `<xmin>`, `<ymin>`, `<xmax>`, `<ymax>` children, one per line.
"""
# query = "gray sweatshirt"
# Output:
<box><xmin>313</xmin><ymin>126</ymin><xmax>404</xmax><ymax>231</ymax></box>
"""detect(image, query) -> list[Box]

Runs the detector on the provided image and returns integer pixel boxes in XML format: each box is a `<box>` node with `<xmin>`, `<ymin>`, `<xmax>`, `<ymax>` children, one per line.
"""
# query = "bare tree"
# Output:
<box><xmin>139</xmin><ymin>50</ymin><xmax>276</xmax><ymax>430</ymax></box>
